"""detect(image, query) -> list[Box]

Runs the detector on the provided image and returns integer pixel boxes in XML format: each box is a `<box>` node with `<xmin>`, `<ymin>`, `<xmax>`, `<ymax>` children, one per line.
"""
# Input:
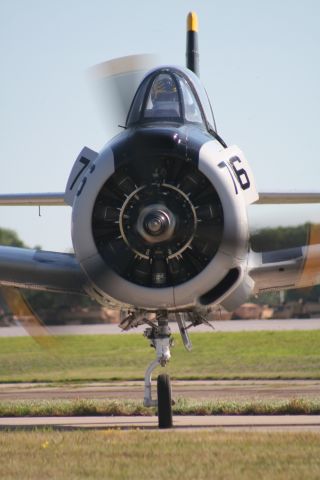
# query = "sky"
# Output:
<box><xmin>1</xmin><ymin>0</ymin><xmax>320</xmax><ymax>252</ymax></box>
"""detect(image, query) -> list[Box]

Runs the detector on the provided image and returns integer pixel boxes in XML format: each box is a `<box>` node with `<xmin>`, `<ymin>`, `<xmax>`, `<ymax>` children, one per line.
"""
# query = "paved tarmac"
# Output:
<box><xmin>1</xmin><ymin>318</ymin><xmax>320</xmax><ymax>337</ymax></box>
<box><xmin>1</xmin><ymin>379</ymin><xmax>320</xmax><ymax>432</ymax></box>
<box><xmin>1</xmin><ymin>380</ymin><xmax>320</xmax><ymax>401</ymax></box>
<box><xmin>2</xmin><ymin>415</ymin><xmax>320</xmax><ymax>432</ymax></box>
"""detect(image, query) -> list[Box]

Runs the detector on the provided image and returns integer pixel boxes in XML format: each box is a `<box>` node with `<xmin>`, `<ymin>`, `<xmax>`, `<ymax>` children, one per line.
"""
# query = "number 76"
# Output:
<box><xmin>218</xmin><ymin>156</ymin><xmax>250</xmax><ymax>194</ymax></box>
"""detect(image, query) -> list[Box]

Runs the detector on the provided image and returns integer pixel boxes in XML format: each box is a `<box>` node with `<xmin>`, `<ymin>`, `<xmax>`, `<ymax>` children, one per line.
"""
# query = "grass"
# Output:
<box><xmin>1</xmin><ymin>430</ymin><xmax>320</xmax><ymax>480</ymax></box>
<box><xmin>1</xmin><ymin>398</ymin><xmax>320</xmax><ymax>417</ymax></box>
<box><xmin>0</xmin><ymin>330</ymin><xmax>320</xmax><ymax>382</ymax></box>
<box><xmin>2</xmin><ymin>330</ymin><xmax>319</xmax><ymax>480</ymax></box>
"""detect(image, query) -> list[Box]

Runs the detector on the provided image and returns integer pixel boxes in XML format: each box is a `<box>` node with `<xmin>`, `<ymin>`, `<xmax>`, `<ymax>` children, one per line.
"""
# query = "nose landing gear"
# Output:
<box><xmin>120</xmin><ymin>308</ymin><xmax>209</xmax><ymax>429</ymax></box>
<box><xmin>143</xmin><ymin>311</ymin><xmax>174</xmax><ymax>428</ymax></box>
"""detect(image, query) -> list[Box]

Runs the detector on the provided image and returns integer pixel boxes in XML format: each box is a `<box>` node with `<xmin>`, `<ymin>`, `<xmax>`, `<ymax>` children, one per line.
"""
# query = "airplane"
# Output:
<box><xmin>0</xmin><ymin>11</ymin><xmax>320</xmax><ymax>428</ymax></box>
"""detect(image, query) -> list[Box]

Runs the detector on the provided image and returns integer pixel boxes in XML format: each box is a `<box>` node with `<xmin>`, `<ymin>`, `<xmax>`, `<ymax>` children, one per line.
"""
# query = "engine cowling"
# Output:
<box><xmin>71</xmin><ymin>128</ymin><xmax>254</xmax><ymax>310</ymax></box>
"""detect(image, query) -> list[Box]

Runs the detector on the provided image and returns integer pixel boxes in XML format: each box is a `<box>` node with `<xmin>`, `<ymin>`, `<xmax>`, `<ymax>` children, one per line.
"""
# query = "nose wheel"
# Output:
<box><xmin>157</xmin><ymin>373</ymin><xmax>173</xmax><ymax>428</ymax></box>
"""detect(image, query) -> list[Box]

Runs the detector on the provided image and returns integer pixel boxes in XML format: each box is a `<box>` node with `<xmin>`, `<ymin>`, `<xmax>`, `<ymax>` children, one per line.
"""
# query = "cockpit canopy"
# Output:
<box><xmin>126</xmin><ymin>66</ymin><xmax>214</xmax><ymax>131</ymax></box>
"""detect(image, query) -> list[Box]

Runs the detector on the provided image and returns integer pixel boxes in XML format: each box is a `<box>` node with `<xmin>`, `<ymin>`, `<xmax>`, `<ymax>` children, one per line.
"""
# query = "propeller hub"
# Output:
<box><xmin>137</xmin><ymin>205</ymin><xmax>175</xmax><ymax>243</ymax></box>
<box><xmin>144</xmin><ymin>212</ymin><xmax>166</xmax><ymax>234</ymax></box>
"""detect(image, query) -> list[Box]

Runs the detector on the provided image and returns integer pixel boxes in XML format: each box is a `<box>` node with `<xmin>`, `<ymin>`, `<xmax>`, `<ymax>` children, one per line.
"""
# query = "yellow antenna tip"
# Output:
<box><xmin>187</xmin><ymin>12</ymin><xmax>198</xmax><ymax>32</ymax></box>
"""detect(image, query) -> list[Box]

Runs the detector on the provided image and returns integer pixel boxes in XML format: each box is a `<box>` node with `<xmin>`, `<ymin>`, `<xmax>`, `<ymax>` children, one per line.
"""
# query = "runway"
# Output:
<box><xmin>1</xmin><ymin>380</ymin><xmax>320</xmax><ymax>432</ymax></box>
<box><xmin>1</xmin><ymin>380</ymin><xmax>320</xmax><ymax>401</ymax></box>
<box><xmin>1</xmin><ymin>318</ymin><xmax>320</xmax><ymax>337</ymax></box>
<box><xmin>2</xmin><ymin>415</ymin><xmax>320</xmax><ymax>432</ymax></box>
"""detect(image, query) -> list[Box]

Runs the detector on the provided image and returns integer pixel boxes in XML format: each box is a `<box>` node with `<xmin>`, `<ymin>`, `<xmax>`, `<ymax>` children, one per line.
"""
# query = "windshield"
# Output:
<box><xmin>178</xmin><ymin>76</ymin><xmax>203</xmax><ymax>124</ymax></box>
<box><xmin>126</xmin><ymin>67</ymin><xmax>207</xmax><ymax>128</ymax></box>
<box><xmin>144</xmin><ymin>73</ymin><xmax>181</xmax><ymax>120</ymax></box>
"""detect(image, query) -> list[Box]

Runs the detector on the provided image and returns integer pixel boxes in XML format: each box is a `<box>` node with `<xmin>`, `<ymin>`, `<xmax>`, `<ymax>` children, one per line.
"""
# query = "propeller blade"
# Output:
<box><xmin>0</xmin><ymin>286</ymin><xmax>56</xmax><ymax>349</ymax></box>
<box><xmin>88</xmin><ymin>54</ymin><xmax>158</xmax><ymax>136</ymax></box>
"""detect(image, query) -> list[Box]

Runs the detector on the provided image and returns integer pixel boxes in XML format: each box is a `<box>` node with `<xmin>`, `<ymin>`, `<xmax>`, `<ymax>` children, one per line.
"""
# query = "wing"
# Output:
<box><xmin>0</xmin><ymin>147</ymin><xmax>96</xmax><ymax>295</ymax></box>
<box><xmin>0</xmin><ymin>246</ymin><xmax>87</xmax><ymax>294</ymax></box>
<box><xmin>0</xmin><ymin>193</ymin><xmax>65</xmax><ymax>206</ymax></box>
<box><xmin>249</xmin><ymin>224</ymin><xmax>320</xmax><ymax>293</ymax></box>
<box><xmin>1</xmin><ymin>190</ymin><xmax>319</xmax><ymax>297</ymax></box>
<box><xmin>254</xmin><ymin>191</ymin><xmax>320</xmax><ymax>204</ymax></box>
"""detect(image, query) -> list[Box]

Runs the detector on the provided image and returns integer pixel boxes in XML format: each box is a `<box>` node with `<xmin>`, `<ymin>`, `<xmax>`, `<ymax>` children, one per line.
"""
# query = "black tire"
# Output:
<box><xmin>157</xmin><ymin>373</ymin><xmax>173</xmax><ymax>429</ymax></box>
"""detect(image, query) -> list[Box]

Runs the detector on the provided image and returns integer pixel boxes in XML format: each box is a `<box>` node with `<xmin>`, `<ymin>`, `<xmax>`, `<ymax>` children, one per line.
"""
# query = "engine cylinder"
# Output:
<box><xmin>91</xmin><ymin>157</ymin><xmax>223</xmax><ymax>288</ymax></box>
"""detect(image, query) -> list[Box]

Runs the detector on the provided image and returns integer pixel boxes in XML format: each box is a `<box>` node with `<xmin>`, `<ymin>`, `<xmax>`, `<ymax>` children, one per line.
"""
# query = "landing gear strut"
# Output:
<box><xmin>143</xmin><ymin>311</ymin><xmax>173</xmax><ymax>428</ymax></box>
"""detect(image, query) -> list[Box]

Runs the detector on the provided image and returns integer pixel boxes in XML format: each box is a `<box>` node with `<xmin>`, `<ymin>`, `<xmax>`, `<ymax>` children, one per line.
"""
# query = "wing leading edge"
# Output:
<box><xmin>0</xmin><ymin>193</ymin><xmax>65</xmax><ymax>206</ymax></box>
<box><xmin>249</xmin><ymin>225</ymin><xmax>320</xmax><ymax>292</ymax></box>
<box><xmin>0</xmin><ymin>246</ymin><xmax>87</xmax><ymax>294</ymax></box>
<box><xmin>254</xmin><ymin>192</ymin><xmax>320</xmax><ymax>204</ymax></box>
<box><xmin>1</xmin><ymin>191</ymin><xmax>319</xmax><ymax>206</ymax></box>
